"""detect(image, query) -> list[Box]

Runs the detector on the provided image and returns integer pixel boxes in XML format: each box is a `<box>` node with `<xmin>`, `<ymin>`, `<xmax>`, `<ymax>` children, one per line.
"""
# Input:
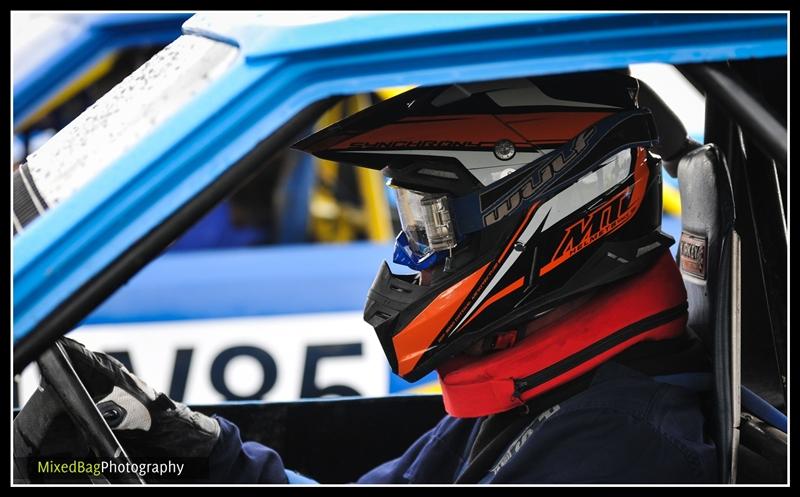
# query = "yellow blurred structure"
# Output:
<box><xmin>309</xmin><ymin>94</ymin><xmax>395</xmax><ymax>243</ymax></box>
<box><xmin>309</xmin><ymin>89</ymin><xmax>417</xmax><ymax>243</ymax></box>
<box><xmin>663</xmin><ymin>183</ymin><xmax>682</xmax><ymax>217</ymax></box>
<box><xmin>374</xmin><ymin>85</ymin><xmax>416</xmax><ymax>101</ymax></box>
<box><xmin>405</xmin><ymin>381</ymin><xmax>443</xmax><ymax>395</ymax></box>
<box><xmin>16</xmin><ymin>53</ymin><xmax>119</xmax><ymax>132</ymax></box>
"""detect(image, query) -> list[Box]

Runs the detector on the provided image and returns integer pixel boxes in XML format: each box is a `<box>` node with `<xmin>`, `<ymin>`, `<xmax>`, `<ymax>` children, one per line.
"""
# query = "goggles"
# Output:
<box><xmin>391</xmin><ymin>187</ymin><xmax>458</xmax><ymax>271</ymax></box>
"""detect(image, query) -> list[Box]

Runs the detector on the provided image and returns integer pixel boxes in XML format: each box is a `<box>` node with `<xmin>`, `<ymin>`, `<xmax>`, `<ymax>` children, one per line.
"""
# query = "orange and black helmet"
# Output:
<box><xmin>295</xmin><ymin>71</ymin><xmax>672</xmax><ymax>382</ymax></box>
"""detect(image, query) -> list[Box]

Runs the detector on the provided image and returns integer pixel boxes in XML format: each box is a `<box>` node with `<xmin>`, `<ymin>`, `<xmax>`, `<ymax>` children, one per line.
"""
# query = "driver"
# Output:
<box><xmin>63</xmin><ymin>71</ymin><xmax>718</xmax><ymax>483</ymax></box>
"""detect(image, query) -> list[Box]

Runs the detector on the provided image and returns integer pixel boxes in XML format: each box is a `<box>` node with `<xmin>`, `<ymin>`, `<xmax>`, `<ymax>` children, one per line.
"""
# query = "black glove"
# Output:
<box><xmin>60</xmin><ymin>337</ymin><xmax>220</xmax><ymax>459</ymax></box>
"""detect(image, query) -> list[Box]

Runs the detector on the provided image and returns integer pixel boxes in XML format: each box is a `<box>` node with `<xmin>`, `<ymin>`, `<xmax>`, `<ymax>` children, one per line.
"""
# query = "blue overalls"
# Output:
<box><xmin>206</xmin><ymin>361</ymin><xmax>717</xmax><ymax>483</ymax></box>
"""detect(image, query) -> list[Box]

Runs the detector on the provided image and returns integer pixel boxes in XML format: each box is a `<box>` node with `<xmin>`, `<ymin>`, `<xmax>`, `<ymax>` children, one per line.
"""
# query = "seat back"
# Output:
<box><xmin>676</xmin><ymin>144</ymin><xmax>740</xmax><ymax>483</ymax></box>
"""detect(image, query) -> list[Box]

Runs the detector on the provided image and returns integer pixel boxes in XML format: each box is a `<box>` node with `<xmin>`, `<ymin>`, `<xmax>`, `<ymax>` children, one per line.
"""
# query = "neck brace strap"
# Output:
<box><xmin>437</xmin><ymin>250</ymin><xmax>687</xmax><ymax>418</ymax></box>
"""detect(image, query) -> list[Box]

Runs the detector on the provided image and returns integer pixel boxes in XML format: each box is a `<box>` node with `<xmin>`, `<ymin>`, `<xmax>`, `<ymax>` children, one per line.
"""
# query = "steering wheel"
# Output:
<box><xmin>13</xmin><ymin>339</ymin><xmax>145</xmax><ymax>484</ymax></box>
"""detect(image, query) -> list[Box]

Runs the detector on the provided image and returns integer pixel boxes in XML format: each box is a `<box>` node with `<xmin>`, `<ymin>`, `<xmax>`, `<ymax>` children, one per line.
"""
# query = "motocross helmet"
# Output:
<box><xmin>294</xmin><ymin>71</ymin><xmax>672</xmax><ymax>382</ymax></box>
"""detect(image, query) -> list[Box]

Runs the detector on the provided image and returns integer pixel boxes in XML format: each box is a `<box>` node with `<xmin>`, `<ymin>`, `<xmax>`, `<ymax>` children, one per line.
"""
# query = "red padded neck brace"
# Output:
<box><xmin>437</xmin><ymin>251</ymin><xmax>687</xmax><ymax>418</ymax></box>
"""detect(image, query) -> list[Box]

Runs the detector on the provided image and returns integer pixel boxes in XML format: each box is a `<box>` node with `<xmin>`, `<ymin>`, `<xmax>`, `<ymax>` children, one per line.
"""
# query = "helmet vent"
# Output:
<box><xmin>389</xmin><ymin>283</ymin><xmax>412</xmax><ymax>294</ymax></box>
<box><xmin>417</xmin><ymin>168</ymin><xmax>459</xmax><ymax>180</ymax></box>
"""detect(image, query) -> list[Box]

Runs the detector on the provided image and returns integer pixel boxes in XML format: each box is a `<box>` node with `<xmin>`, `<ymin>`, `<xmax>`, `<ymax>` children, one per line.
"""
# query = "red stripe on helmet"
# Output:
<box><xmin>332</xmin><ymin>112</ymin><xmax>612</xmax><ymax>150</ymax></box>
